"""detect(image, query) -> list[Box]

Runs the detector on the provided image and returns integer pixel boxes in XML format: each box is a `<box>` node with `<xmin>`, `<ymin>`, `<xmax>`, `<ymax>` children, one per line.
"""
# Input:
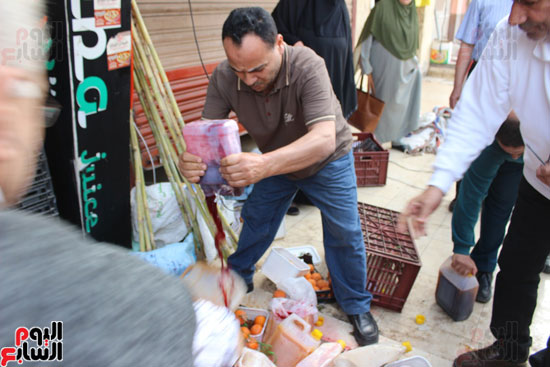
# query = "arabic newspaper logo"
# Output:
<box><xmin>0</xmin><ymin>322</ymin><xmax>63</xmax><ymax>366</ymax></box>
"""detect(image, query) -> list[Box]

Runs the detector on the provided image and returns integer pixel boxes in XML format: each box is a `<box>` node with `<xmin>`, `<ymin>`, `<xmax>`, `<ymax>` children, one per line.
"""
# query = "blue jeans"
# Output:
<box><xmin>227</xmin><ymin>151</ymin><xmax>372</xmax><ymax>315</ymax></box>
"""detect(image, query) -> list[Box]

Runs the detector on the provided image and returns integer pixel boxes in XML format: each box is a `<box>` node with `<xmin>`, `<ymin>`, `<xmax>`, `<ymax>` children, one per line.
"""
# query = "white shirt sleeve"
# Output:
<box><xmin>429</xmin><ymin>20</ymin><xmax>513</xmax><ymax>193</ymax></box>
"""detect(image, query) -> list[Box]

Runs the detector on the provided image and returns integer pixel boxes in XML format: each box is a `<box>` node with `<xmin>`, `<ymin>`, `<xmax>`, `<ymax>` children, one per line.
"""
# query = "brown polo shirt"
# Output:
<box><xmin>202</xmin><ymin>44</ymin><xmax>353</xmax><ymax>180</ymax></box>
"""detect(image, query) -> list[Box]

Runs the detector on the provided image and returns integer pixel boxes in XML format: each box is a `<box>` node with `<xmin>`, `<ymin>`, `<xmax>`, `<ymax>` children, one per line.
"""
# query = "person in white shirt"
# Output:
<box><xmin>399</xmin><ymin>0</ymin><xmax>550</xmax><ymax>365</ymax></box>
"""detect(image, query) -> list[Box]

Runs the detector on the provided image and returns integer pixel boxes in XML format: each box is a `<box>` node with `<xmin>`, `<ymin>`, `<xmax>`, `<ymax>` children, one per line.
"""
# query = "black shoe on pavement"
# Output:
<box><xmin>476</xmin><ymin>272</ymin><xmax>493</xmax><ymax>303</ymax></box>
<box><xmin>347</xmin><ymin>311</ymin><xmax>379</xmax><ymax>346</ymax></box>
<box><xmin>286</xmin><ymin>205</ymin><xmax>300</xmax><ymax>216</ymax></box>
<box><xmin>449</xmin><ymin>198</ymin><xmax>457</xmax><ymax>212</ymax></box>
<box><xmin>543</xmin><ymin>256</ymin><xmax>550</xmax><ymax>274</ymax></box>
<box><xmin>453</xmin><ymin>342</ymin><xmax>527</xmax><ymax>367</ymax></box>
<box><xmin>246</xmin><ymin>283</ymin><xmax>254</xmax><ymax>293</ymax></box>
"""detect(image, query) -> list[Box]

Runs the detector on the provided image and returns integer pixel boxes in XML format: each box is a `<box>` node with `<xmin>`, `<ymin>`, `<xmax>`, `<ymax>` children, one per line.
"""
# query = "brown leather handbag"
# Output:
<box><xmin>348</xmin><ymin>74</ymin><xmax>385</xmax><ymax>133</ymax></box>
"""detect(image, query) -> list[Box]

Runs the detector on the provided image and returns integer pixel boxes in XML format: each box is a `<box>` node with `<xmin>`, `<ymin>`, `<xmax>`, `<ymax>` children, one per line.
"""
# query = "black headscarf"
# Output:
<box><xmin>272</xmin><ymin>0</ymin><xmax>358</xmax><ymax>119</ymax></box>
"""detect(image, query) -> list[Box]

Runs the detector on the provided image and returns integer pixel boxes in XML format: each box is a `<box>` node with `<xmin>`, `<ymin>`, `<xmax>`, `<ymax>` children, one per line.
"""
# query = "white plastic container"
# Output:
<box><xmin>435</xmin><ymin>256</ymin><xmax>479</xmax><ymax>321</ymax></box>
<box><xmin>237</xmin><ymin>306</ymin><xmax>269</xmax><ymax>342</ymax></box>
<box><xmin>296</xmin><ymin>340</ymin><xmax>346</xmax><ymax>367</ymax></box>
<box><xmin>385</xmin><ymin>355</ymin><xmax>432</xmax><ymax>367</ymax></box>
<box><xmin>261</xmin><ymin>247</ymin><xmax>309</xmax><ymax>284</ymax></box>
<box><xmin>287</xmin><ymin>245</ymin><xmax>322</xmax><ymax>266</ymax></box>
<box><xmin>266</xmin><ymin>314</ymin><xmax>323</xmax><ymax>367</ymax></box>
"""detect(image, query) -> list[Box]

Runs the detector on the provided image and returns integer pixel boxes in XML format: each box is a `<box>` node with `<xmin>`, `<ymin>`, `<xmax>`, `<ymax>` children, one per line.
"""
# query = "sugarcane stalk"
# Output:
<box><xmin>130</xmin><ymin>114</ymin><xmax>155</xmax><ymax>251</ymax></box>
<box><xmin>139</xmin><ymin>155</ymin><xmax>156</xmax><ymax>251</ymax></box>
<box><xmin>132</xmin><ymin>22</ymin><xmax>183</xmax><ymax>156</ymax></box>
<box><xmin>130</xmin><ymin>120</ymin><xmax>147</xmax><ymax>251</ymax></box>
<box><xmin>132</xmin><ymin>0</ymin><xmax>186</xmax><ymax>132</ymax></box>
<box><xmin>218</xmin><ymin>205</ymin><xmax>240</xmax><ymax>247</ymax></box>
<box><xmin>134</xmin><ymin>72</ymin><xmax>210</xmax><ymax>258</ymax></box>
<box><xmin>131</xmin><ymin>1</ymin><xmax>239</xmax><ymax>259</ymax></box>
<box><xmin>131</xmin><ymin>146</ymin><xmax>147</xmax><ymax>252</ymax></box>
<box><xmin>134</xmin><ymin>73</ymin><xmax>192</xmax><ymax>227</ymax></box>
<box><xmin>133</xmin><ymin>62</ymin><xmax>219</xmax><ymax>243</ymax></box>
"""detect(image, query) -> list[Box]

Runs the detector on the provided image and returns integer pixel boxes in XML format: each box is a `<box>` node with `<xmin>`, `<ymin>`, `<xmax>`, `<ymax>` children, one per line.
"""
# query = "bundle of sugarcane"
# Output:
<box><xmin>129</xmin><ymin>113</ymin><xmax>155</xmax><ymax>252</ymax></box>
<box><xmin>131</xmin><ymin>0</ymin><xmax>238</xmax><ymax>259</ymax></box>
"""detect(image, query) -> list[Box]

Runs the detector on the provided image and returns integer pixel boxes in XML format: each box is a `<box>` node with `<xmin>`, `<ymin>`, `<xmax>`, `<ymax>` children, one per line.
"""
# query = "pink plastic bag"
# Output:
<box><xmin>269</xmin><ymin>298</ymin><xmax>318</xmax><ymax>324</ymax></box>
<box><xmin>263</xmin><ymin>297</ymin><xmax>319</xmax><ymax>342</ymax></box>
<box><xmin>183</xmin><ymin>119</ymin><xmax>243</xmax><ymax>197</ymax></box>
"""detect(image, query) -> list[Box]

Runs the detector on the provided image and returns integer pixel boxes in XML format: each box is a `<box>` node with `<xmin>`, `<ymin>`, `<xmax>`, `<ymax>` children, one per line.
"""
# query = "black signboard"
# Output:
<box><xmin>45</xmin><ymin>0</ymin><xmax>131</xmax><ymax>247</ymax></box>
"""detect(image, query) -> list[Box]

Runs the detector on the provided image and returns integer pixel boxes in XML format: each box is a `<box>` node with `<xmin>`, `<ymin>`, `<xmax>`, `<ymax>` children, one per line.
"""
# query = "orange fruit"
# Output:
<box><xmin>304</xmin><ymin>273</ymin><xmax>312</xmax><ymax>280</ymax></box>
<box><xmin>311</xmin><ymin>272</ymin><xmax>322</xmax><ymax>281</ymax></box>
<box><xmin>250</xmin><ymin>324</ymin><xmax>263</xmax><ymax>335</ymax></box>
<box><xmin>241</xmin><ymin>326</ymin><xmax>250</xmax><ymax>339</ymax></box>
<box><xmin>307</xmin><ymin>279</ymin><xmax>317</xmax><ymax>287</ymax></box>
<box><xmin>246</xmin><ymin>338</ymin><xmax>259</xmax><ymax>350</ymax></box>
<box><xmin>317</xmin><ymin>280</ymin><xmax>329</xmax><ymax>288</ymax></box>
<box><xmin>254</xmin><ymin>315</ymin><xmax>266</xmax><ymax>326</ymax></box>
<box><xmin>273</xmin><ymin>289</ymin><xmax>287</xmax><ymax>298</ymax></box>
<box><xmin>235</xmin><ymin>309</ymin><xmax>246</xmax><ymax>318</ymax></box>
<box><xmin>308</xmin><ymin>264</ymin><xmax>315</xmax><ymax>272</ymax></box>
<box><xmin>313</xmin><ymin>286</ymin><xmax>320</xmax><ymax>291</ymax></box>
<box><xmin>235</xmin><ymin>309</ymin><xmax>247</xmax><ymax>325</ymax></box>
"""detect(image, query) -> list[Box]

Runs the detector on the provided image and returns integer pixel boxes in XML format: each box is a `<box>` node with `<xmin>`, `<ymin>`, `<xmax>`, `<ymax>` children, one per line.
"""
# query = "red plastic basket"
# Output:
<box><xmin>352</xmin><ymin>133</ymin><xmax>389</xmax><ymax>187</ymax></box>
<box><xmin>358</xmin><ymin>202</ymin><xmax>421</xmax><ymax>312</ymax></box>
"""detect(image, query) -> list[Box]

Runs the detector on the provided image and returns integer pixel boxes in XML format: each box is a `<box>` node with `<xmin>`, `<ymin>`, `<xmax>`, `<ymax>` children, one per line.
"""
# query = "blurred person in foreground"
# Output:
<box><xmin>0</xmin><ymin>1</ymin><xmax>205</xmax><ymax>365</ymax></box>
<box><xmin>399</xmin><ymin>0</ymin><xmax>550</xmax><ymax>365</ymax></box>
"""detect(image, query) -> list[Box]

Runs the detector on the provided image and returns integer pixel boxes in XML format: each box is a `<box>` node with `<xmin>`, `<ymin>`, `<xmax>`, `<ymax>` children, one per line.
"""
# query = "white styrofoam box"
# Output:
<box><xmin>237</xmin><ymin>307</ymin><xmax>269</xmax><ymax>342</ymax></box>
<box><xmin>286</xmin><ymin>245</ymin><xmax>321</xmax><ymax>266</ymax></box>
<box><xmin>386</xmin><ymin>356</ymin><xmax>432</xmax><ymax>367</ymax></box>
<box><xmin>261</xmin><ymin>247</ymin><xmax>309</xmax><ymax>285</ymax></box>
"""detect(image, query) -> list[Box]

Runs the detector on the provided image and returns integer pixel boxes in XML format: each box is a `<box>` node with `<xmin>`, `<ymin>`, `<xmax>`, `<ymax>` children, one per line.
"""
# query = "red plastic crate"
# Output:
<box><xmin>358</xmin><ymin>202</ymin><xmax>421</xmax><ymax>312</ymax></box>
<box><xmin>352</xmin><ymin>133</ymin><xmax>389</xmax><ymax>187</ymax></box>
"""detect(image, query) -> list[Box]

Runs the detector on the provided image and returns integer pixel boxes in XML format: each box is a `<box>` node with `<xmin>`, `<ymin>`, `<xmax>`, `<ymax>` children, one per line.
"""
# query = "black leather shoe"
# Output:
<box><xmin>286</xmin><ymin>205</ymin><xmax>300</xmax><ymax>216</ymax></box>
<box><xmin>543</xmin><ymin>256</ymin><xmax>550</xmax><ymax>274</ymax></box>
<box><xmin>347</xmin><ymin>312</ymin><xmax>379</xmax><ymax>346</ymax></box>
<box><xmin>476</xmin><ymin>272</ymin><xmax>493</xmax><ymax>303</ymax></box>
<box><xmin>246</xmin><ymin>283</ymin><xmax>254</xmax><ymax>293</ymax></box>
<box><xmin>449</xmin><ymin>198</ymin><xmax>457</xmax><ymax>212</ymax></box>
<box><xmin>453</xmin><ymin>342</ymin><xmax>527</xmax><ymax>367</ymax></box>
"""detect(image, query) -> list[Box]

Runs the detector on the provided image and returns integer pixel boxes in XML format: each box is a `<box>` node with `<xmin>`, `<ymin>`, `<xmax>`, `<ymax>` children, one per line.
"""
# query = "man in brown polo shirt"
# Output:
<box><xmin>179</xmin><ymin>6</ymin><xmax>379</xmax><ymax>346</ymax></box>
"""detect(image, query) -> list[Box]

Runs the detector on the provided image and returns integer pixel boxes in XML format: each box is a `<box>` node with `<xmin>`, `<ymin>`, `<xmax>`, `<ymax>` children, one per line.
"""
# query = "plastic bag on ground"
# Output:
<box><xmin>236</xmin><ymin>347</ymin><xmax>276</xmax><ymax>367</ymax></box>
<box><xmin>332</xmin><ymin>343</ymin><xmax>407</xmax><ymax>367</ymax></box>
<box><xmin>277</xmin><ymin>276</ymin><xmax>317</xmax><ymax>308</ymax></box>
<box><xmin>193</xmin><ymin>299</ymin><xmax>242</xmax><ymax>367</ymax></box>
<box><xmin>130</xmin><ymin>183</ymin><xmax>188</xmax><ymax>248</ymax></box>
<box><xmin>130</xmin><ymin>181</ymin><xmax>235</xmax><ymax>263</ymax></box>
<box><xmin>132</xmin><ymin>234</ymin><xmax>196</xmax><ymax>276</ymax></box>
